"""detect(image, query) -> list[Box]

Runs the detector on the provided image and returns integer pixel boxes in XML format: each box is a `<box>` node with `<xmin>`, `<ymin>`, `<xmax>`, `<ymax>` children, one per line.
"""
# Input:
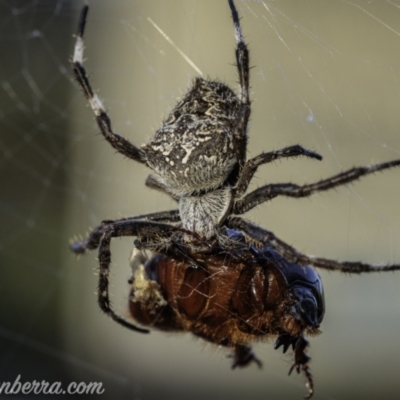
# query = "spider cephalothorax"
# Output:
<box><xmin>71</xmin><ymin>1</ymin><xmax>400</xmax><ymax>398</ymax></box>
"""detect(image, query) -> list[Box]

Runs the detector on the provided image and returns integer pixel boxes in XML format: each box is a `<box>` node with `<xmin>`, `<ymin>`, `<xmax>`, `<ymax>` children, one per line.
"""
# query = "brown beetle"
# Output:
<box><xmin>129</xmin><ymin>229</ymin><xmax>324</xmax><ymax>398</ymax></box>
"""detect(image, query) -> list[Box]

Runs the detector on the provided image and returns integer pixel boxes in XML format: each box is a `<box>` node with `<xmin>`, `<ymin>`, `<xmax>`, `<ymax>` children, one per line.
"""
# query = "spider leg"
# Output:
<box><xmin>234</xmin><ymin>158</ymin><xmax>400</xmax><ymax>215</ymax></box>
<box><xmin>145</xmin><ymin>175</ymin><xmax>179</xmax><ymax>202</ymax></box>
<box><xmin>228</xmin><ymin>0</ymin><xmax>250</xmax><ymax>170</ymax></box>
<box><xmin>227</xmin><ymin>217</ymin><xmax>400</xmax><ymax>273</ymax></box>
<box><xmin>97</xmin><ymin>229</ymin><xmax>148</xmax><ymax>333</ymax></box>
<box><xmin>235</xmin><ymin>145</ymin><xmax>322</xmax><ymax>197</ymax></box>
<box><xmin>74</xmin><ymin>218</ymin><xmax>188</xmax><ymax>333</ymax></box>
<box><xmin>70</xmin><ymin>210</ymin><xmax>180</xmax><ymax>254</ymax></box>
<box><xmin>72</xmin><ymin>6</ymin><xmax>145</xmax><ymax>164</ymax></box>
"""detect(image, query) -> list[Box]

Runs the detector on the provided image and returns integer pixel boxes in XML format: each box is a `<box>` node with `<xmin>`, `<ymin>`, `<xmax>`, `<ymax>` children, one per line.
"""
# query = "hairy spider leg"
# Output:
<box><xmin>228</xmin><ymin>0</ymin><xmax>250</xmax><ymax>172</ymax></box>
<box><xmin>234</xmin><ymin>145</ymin><xmax>323</xmax><ymax>198</ymax></box>
<box><xmin>72</xmin><ymin>217</ymin><xmax>191</xmax><ymax>333</ymax></box>
<box><xmin>227</xmin><ymin>217</ymin><xmax>400</xmax><ymax>273</ymax></box>
<box><xmin>72</xmin><ymin>6</ymin><xmax>145</xmax><ymax>164</ymax></box>
<box><xmin>71</xmin><ymin>210</ymin><xmax>180</xmax><ymax>255</ymax></box>
<box><xmin>229</xmin><ymin>2</ymin><xmax>323</xmax><ymax>198</ymax></box>
<box><xmin>234</xmin><ymin>158</ymin><xmax>400</xmax><ymax>215</ymax></box>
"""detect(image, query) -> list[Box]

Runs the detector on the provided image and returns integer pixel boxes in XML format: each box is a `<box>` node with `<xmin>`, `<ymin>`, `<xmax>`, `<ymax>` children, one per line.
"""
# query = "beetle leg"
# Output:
<box><xmin>274</xmin><ymin>332</ymin><xmax>298</xmax><ymax>354</ymax></box>
<box><xmin>229</xmin><ymin>344</ymin><xmax>262</xmax><ymax>369</ymax></box>
<box><xmin>288</xmin><ymin>335</ymin><xmax>314</xmax><ymax>399</ymax></box>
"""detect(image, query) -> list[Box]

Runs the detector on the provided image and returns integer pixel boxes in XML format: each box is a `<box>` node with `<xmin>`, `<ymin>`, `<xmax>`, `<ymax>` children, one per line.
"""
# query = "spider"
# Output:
<box><xmin>71</xmin><ymin>1</ymin><xmax>400</xmax><ymax>398</ymax></box>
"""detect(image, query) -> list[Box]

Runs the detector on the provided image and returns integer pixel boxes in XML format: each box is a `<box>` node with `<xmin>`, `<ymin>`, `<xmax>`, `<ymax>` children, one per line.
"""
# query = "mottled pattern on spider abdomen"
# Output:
<box><xmin>142</xmin><ymin>77</ymin><xmax>240</xmax><ymax>196</ymax></box>
<box><xmin>129</xmin><ymin>243</ymin><xmax>324</xmax><ymax>347</ymax></box>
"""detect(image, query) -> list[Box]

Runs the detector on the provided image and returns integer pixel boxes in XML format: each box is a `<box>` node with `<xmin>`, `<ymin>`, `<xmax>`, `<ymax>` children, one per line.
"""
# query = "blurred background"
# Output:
<box><xmin>1</xmin><ymin>0</ymin><xmax>400</xmax><ymax>399</ymax></box>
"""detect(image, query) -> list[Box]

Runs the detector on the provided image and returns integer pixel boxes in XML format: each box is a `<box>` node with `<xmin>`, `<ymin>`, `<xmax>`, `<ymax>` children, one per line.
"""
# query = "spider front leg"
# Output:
<box><xmin>72</xmin><ymin>217</ymin><xmax>187</xmax><ymax>333</ymax></box>
<box><xmin>97</xmin><ymin>228</ymin><xmax>148</xmax><ymax>333</ymax></box>
<box><xmin>234</xmin><ymin>158</ymin><xmax>400</xmax><ymax>214</ymax></box>
<box><xmin>73</xmin><ymin>6</ymin><xmax>145</xmax><ymax>163</ymax></box>
<box><xmin>70</xmin><ymin>210</ymin><xmax>180</xmax><ymax>254</ymax></box>
<box><xmin>227</xmin><ymin>217</ymin><xmax>400</xmax><ymax>273</ymax></box>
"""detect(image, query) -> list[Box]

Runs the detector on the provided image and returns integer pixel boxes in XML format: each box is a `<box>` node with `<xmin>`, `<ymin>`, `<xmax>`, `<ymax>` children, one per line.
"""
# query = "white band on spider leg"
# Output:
<box><xmin>235</xmin><ymin>26</ymin><xmax>244</xmax><ymax>44</ymax></box>
<box><xmin>89</xmin><ymin>94</ymin><xmax>105</xmax><ymax>116</ymax></box>
<box><xmin>73</xmin><ymin>36</ymin><xmax>84</xmax><ymax>63</ymax></box>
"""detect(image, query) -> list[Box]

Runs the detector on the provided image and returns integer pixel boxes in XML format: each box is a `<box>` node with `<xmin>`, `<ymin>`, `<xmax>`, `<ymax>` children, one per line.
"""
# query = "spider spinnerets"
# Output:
<box><xmin>71</xmin><ymin>1</ymin><xmax>400</xmax><ymax>398</ymax></box>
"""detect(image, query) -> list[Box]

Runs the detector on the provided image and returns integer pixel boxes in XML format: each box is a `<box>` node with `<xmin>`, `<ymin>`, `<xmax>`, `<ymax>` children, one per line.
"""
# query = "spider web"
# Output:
<box><xmin>1</xmin><ymin>0</ymin><xmax>400</xmax><ymax>399</ymax></box>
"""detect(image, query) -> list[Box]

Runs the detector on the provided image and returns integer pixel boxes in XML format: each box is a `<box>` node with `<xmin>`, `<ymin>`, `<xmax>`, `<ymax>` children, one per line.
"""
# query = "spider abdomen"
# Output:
<box><xmin>141</xmin><ymin>78</ymin><xmax>240</xmax><ymax>196</ymax></box>
<box><xmin>179</xmin><ymin>186</ymin><xmax>232</xmax><ymax>238</ymax></box>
